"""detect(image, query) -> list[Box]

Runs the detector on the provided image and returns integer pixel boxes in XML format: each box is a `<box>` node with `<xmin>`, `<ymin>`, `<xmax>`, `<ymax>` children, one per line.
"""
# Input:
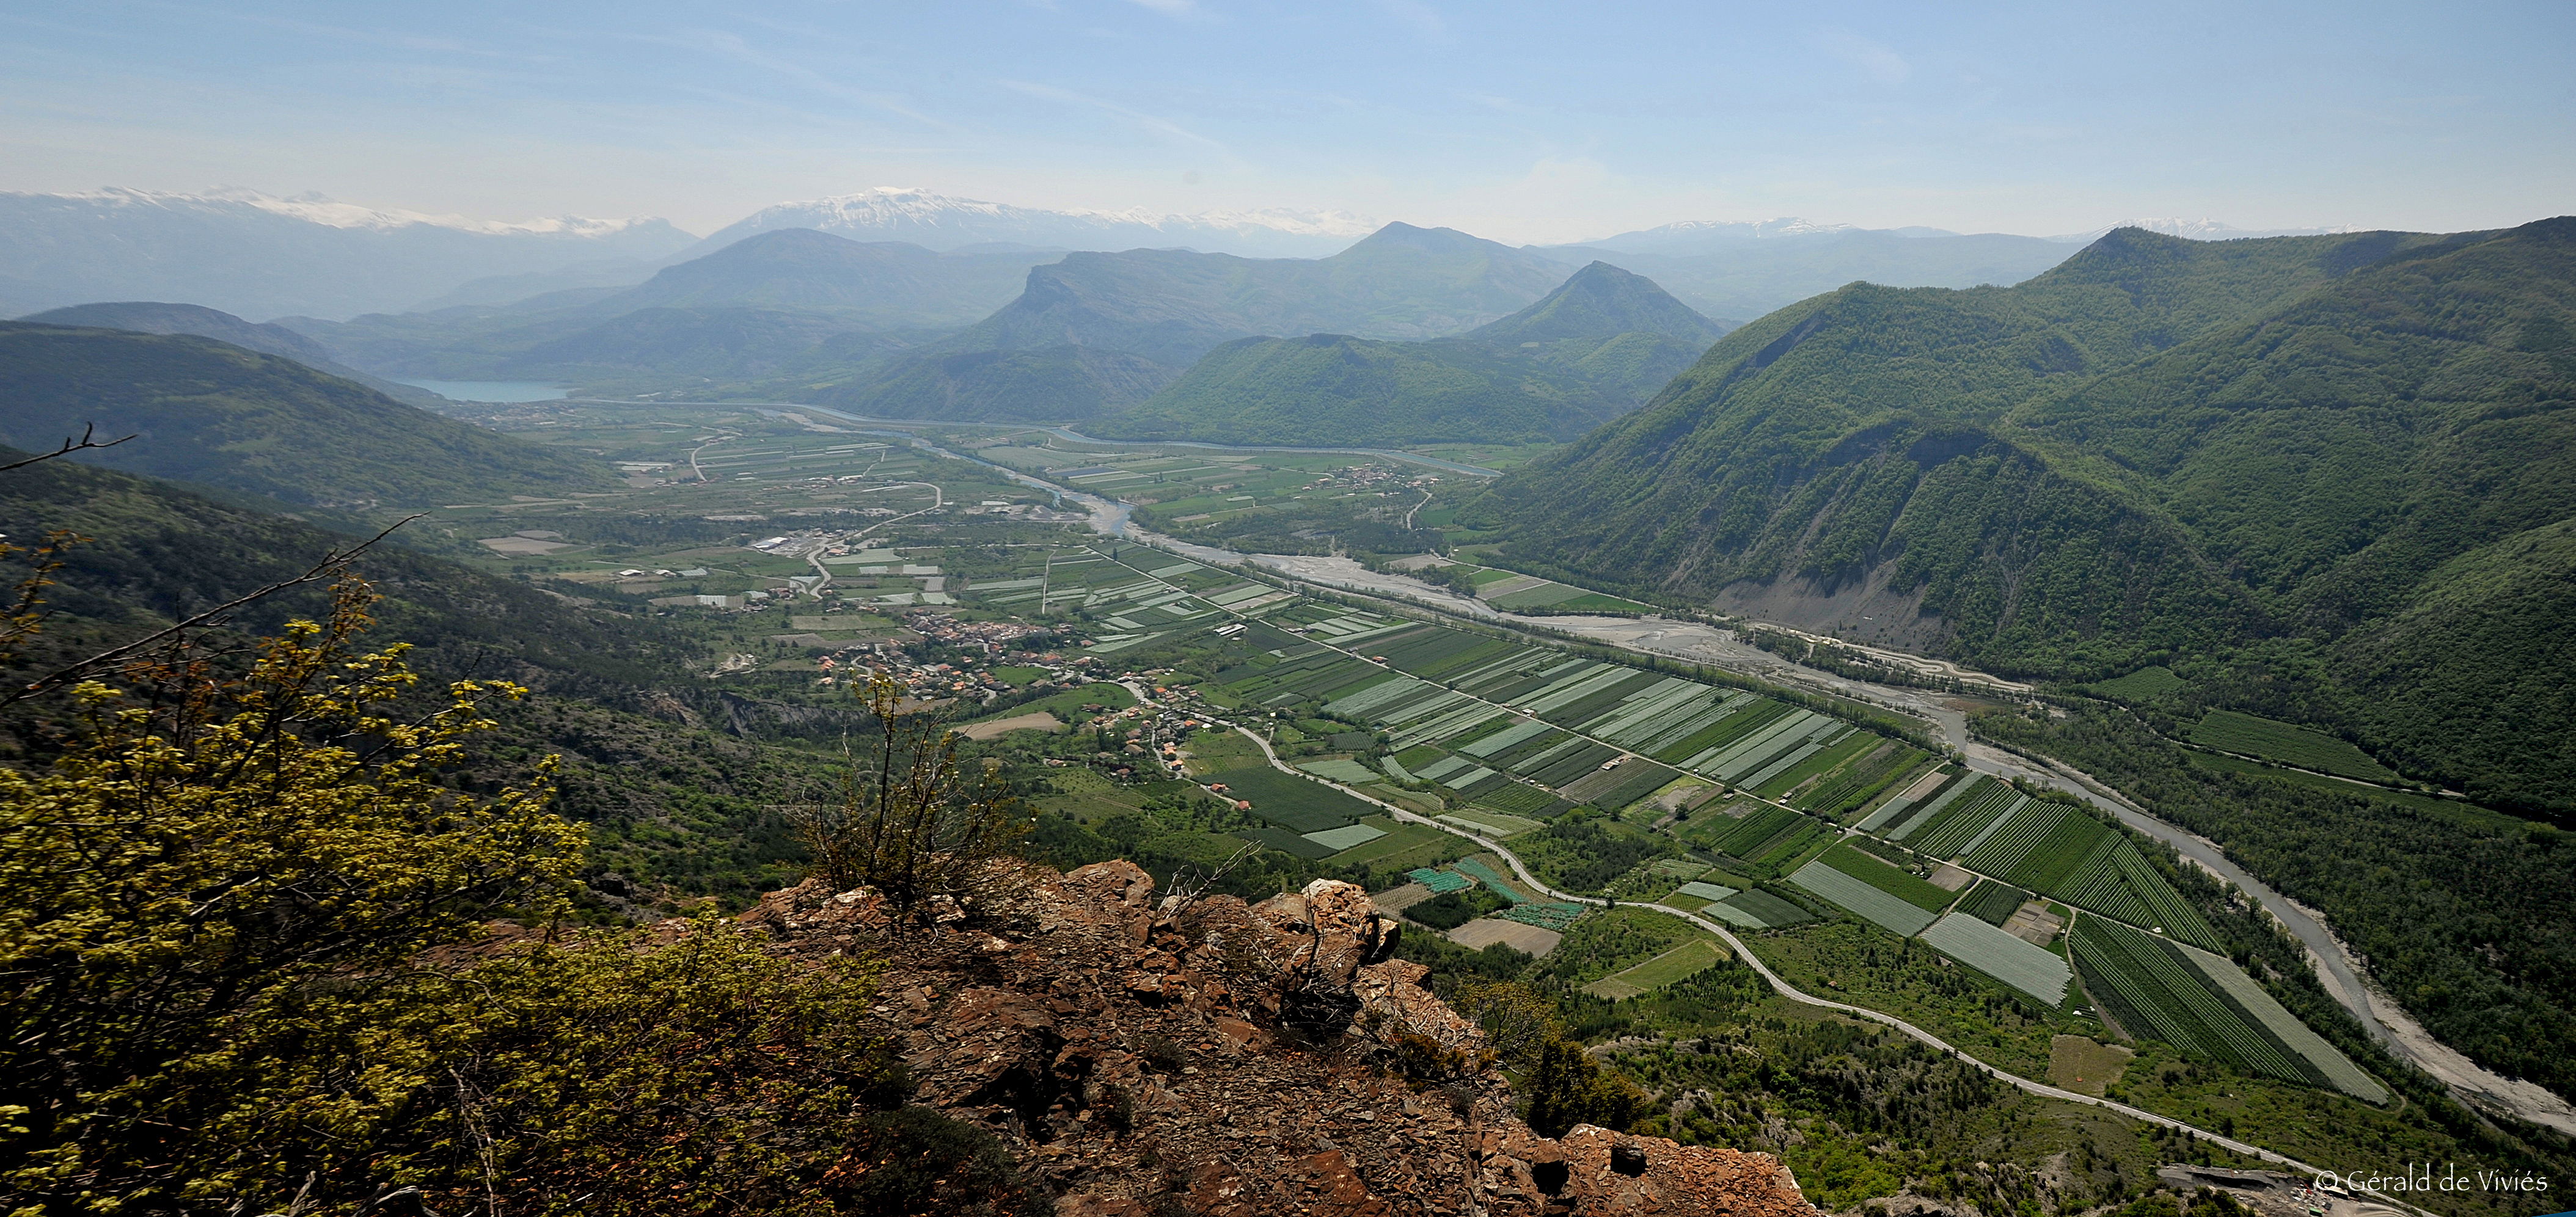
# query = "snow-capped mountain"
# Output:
<box><xmin>0</xmin><ymin>188</ymin><xmax>697</xmax><ymax>321</ymax></box>
<box><xmin>2047</xmin><ymin>217</ymin><xmax>2358</xmax><ymax>243</ymax></box>
<box><xmin>694</xmin><ymin>187</ymin><xmax>1375</xmax><ymax>258</ymax></box>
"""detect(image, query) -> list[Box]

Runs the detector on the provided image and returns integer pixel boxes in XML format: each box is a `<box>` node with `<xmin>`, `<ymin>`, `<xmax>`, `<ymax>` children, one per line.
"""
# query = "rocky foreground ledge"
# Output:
<box><xmin>737</xmin><ymin>861</ymin><xmax>1818</xmax><ymax>1216</ymax></box>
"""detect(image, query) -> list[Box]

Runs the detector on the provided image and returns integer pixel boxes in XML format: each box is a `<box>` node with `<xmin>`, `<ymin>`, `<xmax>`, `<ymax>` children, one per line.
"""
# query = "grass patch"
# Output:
<box><xmin>2088</xmin><ymin>666</ymin><xmax>2187</xmax><ymax>701</ymax></box>
<box><xmin>1583</xmin><ymin>937</ymin><xmax>1729</xmax><ymax>999</ymax></box>
<box><xmin>2047</xmin><ymin>1034</ymin><xmax>2133</xmax><ymax>1097</ymax></box>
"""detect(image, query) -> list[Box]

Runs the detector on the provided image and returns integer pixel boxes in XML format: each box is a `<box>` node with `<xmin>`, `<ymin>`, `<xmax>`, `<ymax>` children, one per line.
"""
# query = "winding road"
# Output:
<box><xmin>1217</xmin><ymin>725</ymin><xmax>2434</xmax><ymax>1216</ymax></box>
<box><xmin>1133</xmin><ymin>549</ymin><xmax>2576</xmax><ymax>1137</ymax></box>
<box><xmin>781</xmin><ymin>411</ymin><xmax>2569</xmax><ymax>1139</ymax></box>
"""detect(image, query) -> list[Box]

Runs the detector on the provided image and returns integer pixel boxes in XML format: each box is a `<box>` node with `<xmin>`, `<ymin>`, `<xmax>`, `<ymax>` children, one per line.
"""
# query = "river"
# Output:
<box><xmin>797</xmin><ymin>405</ymin><xmax>2573</xmax><ymax>1133</ymax></box>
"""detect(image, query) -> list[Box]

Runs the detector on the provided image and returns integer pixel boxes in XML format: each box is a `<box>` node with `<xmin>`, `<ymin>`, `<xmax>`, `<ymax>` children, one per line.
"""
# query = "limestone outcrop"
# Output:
<box><xmin>737</xmin><ymin>861</ymin><xmax>1817</xmax><ymax>1216</ymax></box>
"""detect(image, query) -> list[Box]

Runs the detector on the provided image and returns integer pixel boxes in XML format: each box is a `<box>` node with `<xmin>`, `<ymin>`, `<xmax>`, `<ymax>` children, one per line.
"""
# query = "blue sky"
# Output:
<box><xmin>4</xmin><ymin>1</ymin><xmax>2569</xmax><ymax>242</ymax></box>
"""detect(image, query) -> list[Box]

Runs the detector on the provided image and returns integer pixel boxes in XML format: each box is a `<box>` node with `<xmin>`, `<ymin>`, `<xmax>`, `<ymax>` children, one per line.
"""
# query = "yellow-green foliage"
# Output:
<box><xmin>0</xmin><ymin>587</ymin><xmax>930</xmax><ymax>1215</ymax></box>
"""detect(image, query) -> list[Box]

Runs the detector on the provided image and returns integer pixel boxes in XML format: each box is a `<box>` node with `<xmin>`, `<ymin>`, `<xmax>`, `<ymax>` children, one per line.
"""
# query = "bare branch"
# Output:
<box><xmin>4</xmin><ymin>514</ymin><xmax>422</xmax><ymax>705</ymax></box>
<box><xmin>0</xmin><ymin>423</ymin><xmax>136</xmax><ymax>473</ymax></box>
<box><xmin>1160</xmin><ymin>841</ymin><xmax>1262</xmax><ymax>916</ymax></box>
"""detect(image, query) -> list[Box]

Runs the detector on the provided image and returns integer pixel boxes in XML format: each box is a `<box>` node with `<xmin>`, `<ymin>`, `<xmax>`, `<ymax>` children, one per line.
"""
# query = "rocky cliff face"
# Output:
<box><xmin>738</xmin><ymin>861</ymin><xmax>1818</xmax><ymax>1216</ymax></box>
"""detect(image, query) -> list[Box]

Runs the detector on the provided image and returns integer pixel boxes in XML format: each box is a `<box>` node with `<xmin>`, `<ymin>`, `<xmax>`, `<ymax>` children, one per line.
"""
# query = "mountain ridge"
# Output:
<box><xmin>0</xmin><ymin>321</ymin><xmax>615</xmax><ymax>509</ymax></box>
<box><xmin>1468</xmin><ymin>220</ymin><xmax>2575</xmax><ymax>810</ymax></box>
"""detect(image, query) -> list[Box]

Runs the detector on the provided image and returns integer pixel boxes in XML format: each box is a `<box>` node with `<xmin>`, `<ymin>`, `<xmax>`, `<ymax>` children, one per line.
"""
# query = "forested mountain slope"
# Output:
<box><xmin>1466</xmin><ymin>260</ymin><xmax>1727</xmax><ymax>348</ymax></box>
<box><xmin>0</xmin><ymin>451</ymin><xmax>685</xmax><ymax>693</ymax></box>
<box><xmin>18</xmin><ymin>301</ymin><xmax>448</xmax><ymax>407</ymax></box>
<box><xmin>1088</xmin><ymin>261</ymin><xmax>1727</xmax><ymax>445</ymax></box>
<box><xmin>1088</xmin><ymin>333</ymin><xmax>1640</xmax><ymax>445</ymax></box>
<box><xmin>0</xmin><ymin>323</ymin><xmax>615</xmax><ymax>508</ymax></box>
<box><xmin>1468</xmin><ymin>220</ymin><xmax>2575</xmax><ymax>810</ymax></box>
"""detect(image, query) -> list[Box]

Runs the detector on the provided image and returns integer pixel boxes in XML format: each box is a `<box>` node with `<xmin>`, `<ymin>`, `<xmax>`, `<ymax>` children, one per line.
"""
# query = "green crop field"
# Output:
<box><xmin>1959</xmin><ymin>800</ymin><xmax>2070</xmax><ymax>877</ymax></box>
<box><xmin>1209</xmin><ymin>767</ymin><xmax>1373</xmax><ymax>833</ymax></box>
<box><xmin>1963</xmin><ymin>880</ymin><xmax>2030</xmax><ymax>925</ymax></box>
<box><xmin>1788</xmin><ymin>857</ymin><xmax>1938</xmax><ymax>936</ymax></box>
<box><xmin>1817</xmin><ymin>842</ymin><xmax>1955</xmax><ymax>913</ymax></box>
<box><xmin>1755</xmin><ymin>729</ymin><xmax>1876</xmax><ymax>800</ymax></box>
<box><xmin>2088</xmin><ymin>666</ymin><xmax>2188</xmax><ymax>701</ymax></box>
<box><xmin>1998</xmin><ymin>811</ymin><xmax>2106</xmax><ymax>893</ymax></box>
<box><xmin>1795</xmin><ymin>742</ymin><xmax>1928</xmax><ymax>816</ymax></box>
<box><xmin>2068</xmin><ymin>915</ymin><xmax>2382</xmax><ymax>1100</ymax></box>
<box><xmin>1582</xmin><ymin>937</ymin><xmax>1729</xmax><ymax>998</ymax></box>
<box><xmin>2055</xmin><ymin>840</ymin><xmax>2223</xmax><ymax>951</ymax></box>
<box><xmin>1708</xmin><ymin>805</ymin><xmax>1799</xmax><ymax>856</ymax></box>
<box><xmin>2189</xmin><ymin>710</ymin><xmax>2398</xmax><ymax>783</ymax></box>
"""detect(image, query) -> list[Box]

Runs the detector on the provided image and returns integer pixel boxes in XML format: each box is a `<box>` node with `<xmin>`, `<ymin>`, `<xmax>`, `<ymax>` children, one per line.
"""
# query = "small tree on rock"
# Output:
<box><xmin>790</xmin><ymin>671</ymin><xmax>1037</xmax><ymax>924</ymax></box>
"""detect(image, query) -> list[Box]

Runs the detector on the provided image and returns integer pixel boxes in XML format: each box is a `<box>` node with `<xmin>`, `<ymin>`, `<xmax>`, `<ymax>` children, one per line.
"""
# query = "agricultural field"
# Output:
<box><xmin>1815</xmin><ymin>843</ymin><xmax>1956</xmax><ymax>913</ymax></box>
<box><xmin>2086</xmin><ymin>666</ymin><xmax>2187</xmax><ymax>702</ymax></box>
<box><xmin>1900</xmin><ymin>777</ymin><xmax>2024</xmax><ymax>857</ymax></box>
<box><xmin>960</xmin><ymin>433</ymin><xmax>1472</xmax><ymax>563</ymax></box>
<box><xmin>1787</xmin><ymin>856</ymin><xmax>1940</xmax><ymax>937</ymax></box>
<box><xmin>2188</xmin><ymin>710</ymin><xmax>2399</xmax><ymax>783</ymax></box>
<box><xmin>1793</xmin><ymin>740</ymin><xmax>1933</xmax><ymax>817</ymax></box>
<box><xmin>1683</xmin><ymin>887</ymin><xmax>1815</xmax><ymax>930</ymax></box>
<box><xmin>1583</xmin><ymin>937</ymin><xmax>1730</xmax><ymax>999</ymax></box>
<box><xmin>1457</xmin><ymin>566</ymin><xmax>1657</xmax><ymax>615</ymax></box>
<box><xmin>1952</xmin><ymin>799</ymin><xmax>2223</xmax><ymax>951</ymax></box>
<box><xmin>1916</xmin><ymin>912</ymin><xmax>2071</xmax><ymax>1006</ymax></box>
<box><xmin>2068</xmin><ymin>915</ymin><xmax>2385</xmax><ymax>1102</ymax></box>
<box><xmin>1961</xmin><ymin>880</ymin><xmax>2033</xmax><ymax>926</ymax></box>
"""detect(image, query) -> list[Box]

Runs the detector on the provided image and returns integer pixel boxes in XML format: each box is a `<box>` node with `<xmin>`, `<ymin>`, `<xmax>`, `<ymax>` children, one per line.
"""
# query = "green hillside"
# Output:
<box><xmin>0</xmin><ymin>323</ymin><xmax>615</xmax><ymax>508</ymax></box>
<box><xmin>0</xmin><ymin>451</ymin><xmax>682</xmax><ymax>688</ymax></box>
<box><xmin>1467</xmin><ymin>219</ymin><xmax>2576</xmax><ymax>811</ymax></box>
<box><xmin>1088</xmin><ymin>261</ymin><xmax>1724</xmax><ymax>445</ymax></box>
<box><xmin>1467</xmin><ymin>260</ymin><xmax>1725</xmax><ymax>347</ymax></box>
<box><xmin>20</xmin><ymin>301</ymin><xmax>450</xmax><ymax>408</ymax></box>
<box><xmin>1088</xmin><ymin>333</ymin><xmax>1637</xmax><ymax>445</ymax></box>
<box><xmin>817</xmin><ymin>343</ymin><xmax>1178</xmax><ymax>422</ymax></box>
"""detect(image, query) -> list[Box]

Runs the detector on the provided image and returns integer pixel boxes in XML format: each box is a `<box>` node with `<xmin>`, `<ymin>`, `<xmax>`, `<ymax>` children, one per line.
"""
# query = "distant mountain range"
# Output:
<box><xmin>693</xmin><ymin>186</ymin><xmax>1372</xmax><ymax>260</ymax></box>
<box><xmin>1091</xmin><ymin>261</ymin><xmax>1726</xmax><ymax>445</ymax></box>
<box><xmin>0</xmin><ymin>188</ymin><xmax>696</xmax><ymax>321</ymax></box>
<box><xmin>807</xmin><ymin>222</ymin><xmax>1584</xmax><ymax>422</ymax></box>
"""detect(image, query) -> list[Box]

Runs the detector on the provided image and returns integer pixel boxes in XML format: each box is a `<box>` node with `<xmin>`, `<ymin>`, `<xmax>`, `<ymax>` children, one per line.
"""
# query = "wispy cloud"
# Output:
<box><xmin>1124</xmin><ymin>0</ymin><xmax>1198</xmax><ymax>16</ymax></box>
<box><xmin>1462</xmin><ymin>91</ymin><xmax>1544</xmax><ymax>116</ymax></box>
<box><xmin>635</xmin><ymin>27</ymin><xmax>957</xmax><ymax>132</ymax></box>
<box><xmin>1000</xmin><ymin>79</ymin><xmax>1235</xmax><ymax>159</ymax></box>
<box><xmin>1817</xmin><ymin>30</ymin><xmax>1909</xmax><ymax>87</ymax></box>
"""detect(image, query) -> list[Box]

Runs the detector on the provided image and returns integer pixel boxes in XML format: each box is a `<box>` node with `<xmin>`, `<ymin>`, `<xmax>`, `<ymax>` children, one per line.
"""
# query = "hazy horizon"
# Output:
<box><xmin>5</xmin><ymin>1</ymin><xmax>2570</xmax><ymax>246</ymax></box>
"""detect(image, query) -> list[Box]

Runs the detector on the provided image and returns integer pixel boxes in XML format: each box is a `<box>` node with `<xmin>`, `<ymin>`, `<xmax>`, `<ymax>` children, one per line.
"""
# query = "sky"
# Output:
<box><xmin>3</xmin><ymin>0</ymin><xmax>2571</xmax><ymax>244</ymax></box>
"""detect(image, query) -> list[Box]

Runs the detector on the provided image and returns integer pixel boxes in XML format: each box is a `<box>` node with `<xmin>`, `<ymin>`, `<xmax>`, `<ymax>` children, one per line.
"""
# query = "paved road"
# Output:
<box><xmin>1216</xmin><ymin>725</ymin><xmax>2442</xmax><ymax>1214</ymax></box>
<box><xmin>946</xmin><ymin>426</ymin><xmax>2569</xmax><ymax>1136</ymax></box>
